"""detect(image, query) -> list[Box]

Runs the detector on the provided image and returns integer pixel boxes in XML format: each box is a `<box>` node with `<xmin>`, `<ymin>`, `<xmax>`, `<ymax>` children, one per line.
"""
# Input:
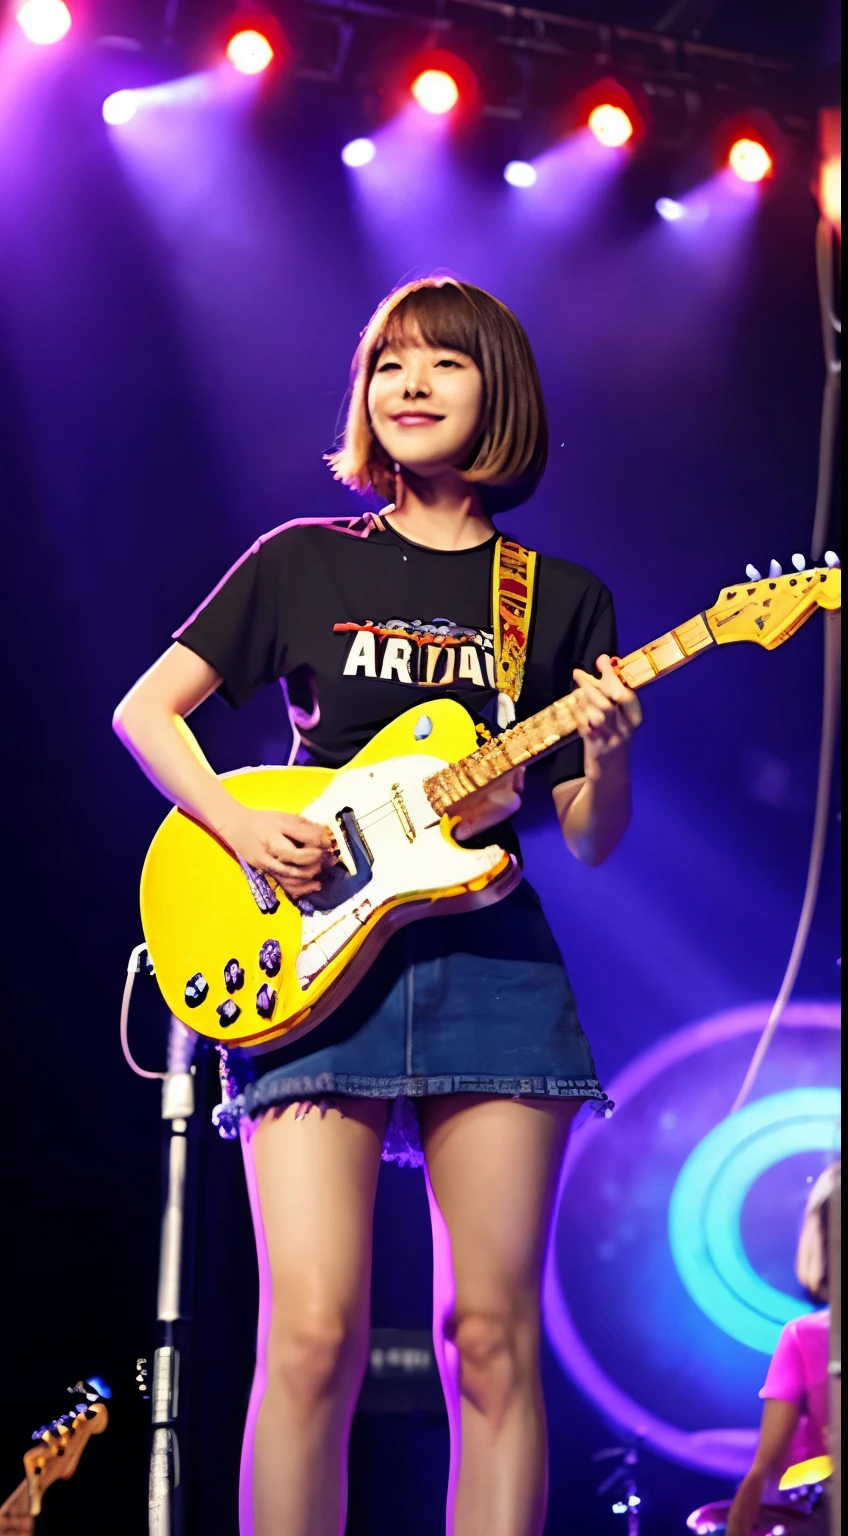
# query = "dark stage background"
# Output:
<box><xmin>1</xmin><ymin>3</ymin><xmax>840</xmax><ymax>1532</ymax></box>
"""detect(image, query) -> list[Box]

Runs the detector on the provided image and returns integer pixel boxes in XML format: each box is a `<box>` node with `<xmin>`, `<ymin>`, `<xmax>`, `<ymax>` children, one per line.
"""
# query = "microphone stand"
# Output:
<box><xmin>148</xmin><ymin>1016</ymin><xmax>206</xmax><ymax>1536</ymax></box>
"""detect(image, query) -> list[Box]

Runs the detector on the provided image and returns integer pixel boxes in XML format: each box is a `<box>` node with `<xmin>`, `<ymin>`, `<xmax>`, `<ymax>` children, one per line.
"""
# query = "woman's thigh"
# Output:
<box><xmin>248</xmin><ymin>1097</ymin><xmax>390</xmax><ymax>1331</ymax></box>
<box><xmin>420</xmin><ymin>1094</ymin><xmax>581</xmax><ymax>1310</ymax></box>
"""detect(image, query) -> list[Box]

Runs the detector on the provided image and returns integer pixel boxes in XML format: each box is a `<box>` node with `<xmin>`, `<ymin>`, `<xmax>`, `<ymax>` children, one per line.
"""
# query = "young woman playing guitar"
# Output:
<box><xmin>114</xmin><ymin>278</ymin><xmax>642</xmax><ymax>1536</ymax></box>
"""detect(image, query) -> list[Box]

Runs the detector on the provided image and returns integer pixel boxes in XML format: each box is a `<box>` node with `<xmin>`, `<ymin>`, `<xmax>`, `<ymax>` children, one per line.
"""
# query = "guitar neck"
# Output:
<box><xmin>424</xmin><ymin>610</ymin><xmax>716</xmax><ymax>814</ymax></box>
<box><xmin>0</xmin><ymin>1479</ymin><xmax>31</xmax><ymax>1519</ymax></box>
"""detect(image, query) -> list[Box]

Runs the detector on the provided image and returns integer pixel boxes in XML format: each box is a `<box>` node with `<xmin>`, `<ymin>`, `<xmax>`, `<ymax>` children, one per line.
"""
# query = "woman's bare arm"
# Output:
<box><xmin>113</xmin><ymin>644</ymin><xmax>333</xmax><ymax>897</ymax></box>
<box><xmin>725</xmin><ymin>1399</ymin><xmax>801</xmax><ymax>1536</ymax></box>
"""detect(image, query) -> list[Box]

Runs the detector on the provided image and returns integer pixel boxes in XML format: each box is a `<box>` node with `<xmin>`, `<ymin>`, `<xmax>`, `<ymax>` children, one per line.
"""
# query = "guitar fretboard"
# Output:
<box><xmin>423</xmin><ymin>612</ymin><xmax>716</xmax><ymax>815</ymax></box>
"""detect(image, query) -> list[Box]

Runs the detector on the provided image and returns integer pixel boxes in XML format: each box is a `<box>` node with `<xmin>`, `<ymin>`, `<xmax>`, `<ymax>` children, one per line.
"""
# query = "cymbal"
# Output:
<box><xmin>686</xmin><ymin>1500</ymin><xmax>827</xmax><ymax>1535</ymax></box>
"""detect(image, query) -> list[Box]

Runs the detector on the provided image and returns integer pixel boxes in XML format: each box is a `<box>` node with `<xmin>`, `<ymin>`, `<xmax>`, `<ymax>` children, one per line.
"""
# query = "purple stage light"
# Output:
<box><xmin>656</xmin><ymin>197</ymin><xmax>685</xmax><ymax>222</ymax></box>
<box><xmin>103</xmin><ymin>90</ymin><xmax>139</xmax><ymax>126</ymax></box>
<box><xmin>16</xmin><ymin>0</ymin><xmax>71</xmax><ymax>45</ymax></box>
<box><xmin>503</xmin><ymin>161</ymin><xmax>537</xmax><ymax>188</ymax></box>
<box><xmin>341</xmin><ymin>137</ymin><xmax>375</xmax><ymax>169</ymax></box>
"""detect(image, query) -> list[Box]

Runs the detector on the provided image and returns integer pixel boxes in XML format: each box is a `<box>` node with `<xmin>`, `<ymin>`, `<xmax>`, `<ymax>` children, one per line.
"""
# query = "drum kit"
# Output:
<box><xmin>686</xmin><ymin>1458</ymin><xmax>831</xmax><ymax>1536</ymax></box>
<box><xmin>685</xmin><ymin>1501</ymin><xmax>827</xmax><ymax>1536</ymax></box>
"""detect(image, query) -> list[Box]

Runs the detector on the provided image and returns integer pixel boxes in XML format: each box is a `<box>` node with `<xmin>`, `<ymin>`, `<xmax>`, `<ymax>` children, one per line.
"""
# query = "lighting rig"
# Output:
<box><xmin>10</xmin><ymin>0</ymin><xmax>832</xmax><ymax>198</ymax></box>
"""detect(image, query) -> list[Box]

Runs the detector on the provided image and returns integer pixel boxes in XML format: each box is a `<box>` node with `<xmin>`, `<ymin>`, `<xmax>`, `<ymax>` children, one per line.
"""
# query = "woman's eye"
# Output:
<box><xmin>377</xmin><ymin>361</ymin><xmax>401</xmax><ymax>372</ymax></box>
<box><xmin>435</xmin><ymin>358</ymin><xmax>461</xmax><ymax>368</ymax></box>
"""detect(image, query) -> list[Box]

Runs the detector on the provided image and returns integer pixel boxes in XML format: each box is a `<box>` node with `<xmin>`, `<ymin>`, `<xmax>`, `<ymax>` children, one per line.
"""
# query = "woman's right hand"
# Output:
<box><xmin>216</xmin><ymin>806</ymin><xmax>336</xmax><ymax>900</ymax></box>
<box><xmin>725</xmin><ymin>1473</ymin><xmax>766</xmax><ymax>1536</ymax></box>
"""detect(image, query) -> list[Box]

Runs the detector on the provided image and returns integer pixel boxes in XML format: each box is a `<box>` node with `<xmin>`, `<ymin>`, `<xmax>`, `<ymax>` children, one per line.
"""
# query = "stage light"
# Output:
<box><xmin>226</xmin><ymin>27</ymin><xmax>274</xmax><ymax>75</ymax></box>
<box><xmin>504</xmin><ymin>160</ymin><xmax>537</xmax><ymax>188</ymax></box>
<box><xmin>16</xmin><ymin>0</ymin><xmax>71</xmax><ymax>45</ymax></box>
<box><xmin>728</xmin><ymin>137</ymin><xmax>772</xmax><ymax>183</ymax></box>
<box><xmin>411</xmin><ymin>68</ymin><xmax>460</xmax><ymax>116</ymax></box>
<box><xmin>103</xmin><ymin>90</ymin><xmax>139</xmax><ymax>126</ymax></box>
<box><xmin>588</xmin><ymin>104</ymin><xmax>633</xmax><ymax>149</ymax></box>
<box><xmin>341</xmin><ymin>137</ymin><xmax>375</xmax><ymax>168</ymax></box>
<box><xmin>656</xmin><ymin>197</ymin><xmax>685</xmax><ymax>221</ymax></box>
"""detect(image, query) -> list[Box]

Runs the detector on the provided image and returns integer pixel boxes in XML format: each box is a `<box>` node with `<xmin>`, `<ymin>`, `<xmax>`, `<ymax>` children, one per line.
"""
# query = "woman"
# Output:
<box><xmin>726</xmin><ymin>1162</ymin><xmax>838</xmax><ymax>1536</ymax></box>
<box><xmin>114</xmin><ymin>278</ymin><xmax>642</xmax><ymax>1536</ymax></box>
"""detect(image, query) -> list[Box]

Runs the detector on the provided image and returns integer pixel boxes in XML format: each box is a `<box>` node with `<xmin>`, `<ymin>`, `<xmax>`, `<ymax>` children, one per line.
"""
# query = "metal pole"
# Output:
<box><xmin>148</xmin><ymin>1017</ymin><xmax>199</xmax><ymax>1536</ymax></box>
<box><xmin>829</xmin><ymin>1167</ymin><xmax>841</xmax><ymax>1536</ymax></box>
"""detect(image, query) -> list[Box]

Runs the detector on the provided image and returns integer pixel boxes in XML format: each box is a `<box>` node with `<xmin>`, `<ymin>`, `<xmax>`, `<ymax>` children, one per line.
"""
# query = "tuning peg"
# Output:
<box><xmin>769</xmin><ymin>559</ymin><xmax>783</xmax><ymax>577</ymax></box>
<box><xmin>791</xmin><ymin>553</ymin><xmax>806</xmax><ymax>571</ymax></box>
<box><xmin>824</xmin><ymin>551</ymin><xmax>840</xmax><ymax>568</ymax></box>
<box><xmin>745</xmin><ymin>564</ymin><xmax>762</xmax><ymax>581</ymax></box>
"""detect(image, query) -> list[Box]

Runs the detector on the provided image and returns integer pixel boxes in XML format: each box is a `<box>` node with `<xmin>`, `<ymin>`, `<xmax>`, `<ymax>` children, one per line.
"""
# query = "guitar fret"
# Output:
<box><xmin>422</xmin><ymin>609</ymin><xmax>718</xmax><ymax>817</ymax></box>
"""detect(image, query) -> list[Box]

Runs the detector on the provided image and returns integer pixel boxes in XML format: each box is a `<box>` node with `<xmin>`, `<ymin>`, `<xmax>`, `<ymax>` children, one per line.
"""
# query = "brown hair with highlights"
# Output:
<box><xmin>326</xmin><ymin>278</ymin><xmax>548</xmax><ymax>514</ymax></box>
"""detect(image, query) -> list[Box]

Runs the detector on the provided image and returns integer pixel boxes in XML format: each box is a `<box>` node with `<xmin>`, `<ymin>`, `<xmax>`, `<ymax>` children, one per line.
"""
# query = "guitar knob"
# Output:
<box><xmin>824</xmin><ymin>551</ymin><xmax>840</xmax><ymax>567</ymax></box>
<box><xmin>223</xmin><ymin>959</ymin><xmax>245</xmax><ymax>994</ymax></box>
<box><xmin>259</xmin><ymin>939</ymin><xmax>281</xmax><ymax>977</ymax></box>
<box><xmin>256</xmin><ymin>984</ymin><xmax>277</xmax><ymax>1019</ymax></box>
<box><xmin>769</xmin><ymin>559</ymin><xmax>783</xmax><ymax>577</ymax></box>
<box><xmin>216</xmin><ymin>1000</ymin><xmax>241</xmax><ymax>1027</ymax></box>
<box><xmin>184</xmin><ymin>973</ymin><xmax>209</xmax><ymax>1008</ymax></box>
<box><xmin>791</xmin><ymin>553</ymin><xmax>807</xmax><ymax>571</ymax></box>
<box><xmin>745</xmin><ymin>564</ymin><xmax>762</xmax><ymax>581</ymax></box>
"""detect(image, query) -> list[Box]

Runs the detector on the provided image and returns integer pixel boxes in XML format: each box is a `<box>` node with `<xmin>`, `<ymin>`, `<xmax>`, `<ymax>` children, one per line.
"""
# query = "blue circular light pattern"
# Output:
<box><xmin>669</xmin><ymin>1087</ymin><xmax>840</xmax><ymax>1355</ymax></box>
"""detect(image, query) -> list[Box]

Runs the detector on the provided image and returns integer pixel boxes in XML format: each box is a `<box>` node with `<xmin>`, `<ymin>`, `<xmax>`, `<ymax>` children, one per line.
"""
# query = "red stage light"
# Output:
<box><xmin>728</xmin><ymin>137</ymin><xmax>772</xmax><ymax>183</ymax></box>
<box><xmin>588</xmin><ymin>103</ymin><xmax>634</xmax><ymax>149</ymax></box>
<box><xmin>226</xmin><ymin>27</ymin><xmax>274</xmax><ymax>74</ymax></box>
<box><xmin>412</xmin><ymin>67</ymin><xmax>460</xmax><ymax>115</ymax></box>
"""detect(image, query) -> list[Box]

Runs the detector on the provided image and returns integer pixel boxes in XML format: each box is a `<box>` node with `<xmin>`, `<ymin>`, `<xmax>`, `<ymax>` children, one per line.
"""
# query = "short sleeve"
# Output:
<box><xmin>547</xmin><ymin>586</ymin><xmax>618</xmax><ymax>787</ymax></box>
<box><xmin>174</xmin><ymin>534</ymin><xmax>287</xmax><ymax>708</ymax></box>
<box><xmin>760</xmin><ymin>1321</ymin><xmax>805</xmax><ymax>1406</ymax></box>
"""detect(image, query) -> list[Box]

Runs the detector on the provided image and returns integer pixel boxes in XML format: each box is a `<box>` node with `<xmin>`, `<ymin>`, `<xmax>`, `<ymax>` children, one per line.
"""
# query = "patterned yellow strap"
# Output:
<box><xmin>492</xmin><ymin>537</ymin><xmax>538</xmax><ymax>706</ymax></box>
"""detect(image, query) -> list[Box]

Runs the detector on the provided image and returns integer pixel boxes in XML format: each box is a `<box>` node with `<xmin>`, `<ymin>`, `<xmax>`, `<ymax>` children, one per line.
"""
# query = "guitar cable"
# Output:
<box><xmin>731</xmin><ymin>216</ymin><xmax>841</xmax><ymax>1113</ymax></box>
<box><xmin>121</xmin><ymin>942</ymin><xmax>166</xmax><ymax>1081</ymax></box>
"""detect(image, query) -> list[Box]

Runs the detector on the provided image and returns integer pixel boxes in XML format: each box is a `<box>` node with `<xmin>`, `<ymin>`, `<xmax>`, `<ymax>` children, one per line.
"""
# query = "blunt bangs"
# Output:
<box><xmin>375</xmin><ymin>284</ymin><xmax>485</xmax><ymax>371</ymax></box>
<box><xmin>326</xmin><ymin>278</ymin><xmax>548</xmax><ymax>514</ymax></box>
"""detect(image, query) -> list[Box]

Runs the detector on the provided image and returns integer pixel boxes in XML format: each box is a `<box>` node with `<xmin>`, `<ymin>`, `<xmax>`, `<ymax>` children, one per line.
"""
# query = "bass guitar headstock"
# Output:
<box><xmin>705</xmin><ymin>553</ymin><xmax>840</xmax><ymax>650</ymax></box>
<box><xmin>23</xmin><ymin>1380</ymin><xmax>110</xmax><ymax>1516</ymax></box>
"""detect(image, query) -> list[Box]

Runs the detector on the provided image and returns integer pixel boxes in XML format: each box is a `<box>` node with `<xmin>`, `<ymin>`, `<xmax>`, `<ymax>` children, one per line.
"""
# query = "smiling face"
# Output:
<box><xmin>367</xmin><ymin>333</ymin><xmax>485</xmax><ymax>480</ymax></box>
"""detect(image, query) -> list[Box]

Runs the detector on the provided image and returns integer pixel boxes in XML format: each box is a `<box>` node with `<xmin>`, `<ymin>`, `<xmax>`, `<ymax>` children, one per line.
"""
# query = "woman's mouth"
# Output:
<box><xmin>390</xmin><ymin>412</ymin><xmax>444</xmax><ymax>427</ymax></box>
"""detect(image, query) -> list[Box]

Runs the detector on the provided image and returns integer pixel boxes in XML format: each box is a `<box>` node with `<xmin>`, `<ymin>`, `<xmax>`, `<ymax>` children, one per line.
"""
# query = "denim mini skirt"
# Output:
<box><xmin>214</xmin><ymin>879</ymin><xmax>611</xmax><ymax>1164</ymax></box>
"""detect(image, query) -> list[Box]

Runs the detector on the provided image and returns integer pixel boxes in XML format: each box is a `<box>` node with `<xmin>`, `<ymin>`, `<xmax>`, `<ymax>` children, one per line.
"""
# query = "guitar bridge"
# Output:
<box><xmin>391</xmin><ymin>784</ymin><xmax>415</xmax><ymax>843</ymax></box>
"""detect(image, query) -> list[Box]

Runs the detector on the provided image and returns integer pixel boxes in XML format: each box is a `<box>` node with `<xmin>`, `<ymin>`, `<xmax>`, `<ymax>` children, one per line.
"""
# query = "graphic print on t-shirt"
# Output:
<box><xmin>334</xmin><ymin>616</ymin><xmax>496</xmax><ymax>691</ymax></box>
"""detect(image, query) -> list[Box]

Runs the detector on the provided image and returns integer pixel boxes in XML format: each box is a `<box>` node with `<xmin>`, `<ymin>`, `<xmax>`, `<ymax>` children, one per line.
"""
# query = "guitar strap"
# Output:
<box><xmin>491</xmin><ymin>536</ymin><xmax>538</xmax><ymax>729</ymax></box>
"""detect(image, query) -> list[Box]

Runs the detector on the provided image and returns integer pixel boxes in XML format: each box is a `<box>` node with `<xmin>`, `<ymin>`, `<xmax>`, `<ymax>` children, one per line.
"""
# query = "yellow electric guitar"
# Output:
<box><xmin>141</xmin><ymin>560</ymin><xmax>841</xmax><ymax>1053</ymax></box>
<box><xmin>0</xmin><ymin>1393</ymin><xmax>108</xmax><ymax>1527</ymax></box>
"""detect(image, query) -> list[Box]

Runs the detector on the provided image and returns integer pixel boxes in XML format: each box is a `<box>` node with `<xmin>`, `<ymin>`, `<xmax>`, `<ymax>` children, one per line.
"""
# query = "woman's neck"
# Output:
<box><xmin>384</xmin><ymin>470</ymin><xmax>494</xmax><ymax>551</ymax></box>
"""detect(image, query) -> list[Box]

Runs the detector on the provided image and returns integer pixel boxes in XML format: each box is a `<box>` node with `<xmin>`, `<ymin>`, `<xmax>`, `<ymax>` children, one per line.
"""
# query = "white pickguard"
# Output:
<box><xmin>295</xmin><ymin>754</ymin><xmax>504</xmax><ymax>988</ymax></box>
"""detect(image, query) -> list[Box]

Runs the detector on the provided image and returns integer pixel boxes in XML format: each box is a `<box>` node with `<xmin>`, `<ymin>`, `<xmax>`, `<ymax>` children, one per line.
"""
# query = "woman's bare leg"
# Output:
<box><xmin>421</xmin><ymin>1094</ymin><xmax>581</xmax><ymax>1536</ymax></box>
<box><xmin>241</xmin><ymin>1098</ymin><xmax>389</xmax><ymax>1536</ymax></box>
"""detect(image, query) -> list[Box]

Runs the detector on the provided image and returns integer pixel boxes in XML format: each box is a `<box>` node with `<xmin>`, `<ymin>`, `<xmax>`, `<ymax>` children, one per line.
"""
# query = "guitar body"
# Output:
<box><xmin>141</xmin><ymin>699</ymin><xmax>520</xmax><ymax>1053</ymax></box>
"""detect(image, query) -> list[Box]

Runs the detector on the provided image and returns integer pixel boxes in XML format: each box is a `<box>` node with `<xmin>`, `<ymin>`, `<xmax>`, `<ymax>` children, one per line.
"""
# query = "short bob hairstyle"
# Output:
<box><xmin>795</xmin><ymin>1160</ymin><xmax>839</xmax><ymax>1302</ymax></box>
<box><xmin>326</xmin><ymin>278</ymin><xmax>548</xmax><ymax>515</ymax></box>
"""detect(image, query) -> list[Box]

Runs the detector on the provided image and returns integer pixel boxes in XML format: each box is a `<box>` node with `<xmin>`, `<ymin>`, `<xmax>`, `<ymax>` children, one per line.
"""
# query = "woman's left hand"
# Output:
<box><xmin>571</xmin><ymin>654</ymin><xmax>642</xmax><ymax>779</ymax></box>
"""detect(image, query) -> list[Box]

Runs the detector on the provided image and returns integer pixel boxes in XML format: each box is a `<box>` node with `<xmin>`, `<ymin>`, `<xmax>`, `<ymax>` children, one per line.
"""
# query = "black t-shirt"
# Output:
<box><xmin>176</xmin><ymin>512</ymin><xmax>616</xmax><ymax>795</ymax></box>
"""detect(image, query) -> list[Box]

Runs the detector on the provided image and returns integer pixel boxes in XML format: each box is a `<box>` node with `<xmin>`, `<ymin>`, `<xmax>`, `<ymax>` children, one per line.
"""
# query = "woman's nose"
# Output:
<box><xmin>402</xmin><ymin>375</ymin><xmax>430</xmax><ymax>398</ymax></box>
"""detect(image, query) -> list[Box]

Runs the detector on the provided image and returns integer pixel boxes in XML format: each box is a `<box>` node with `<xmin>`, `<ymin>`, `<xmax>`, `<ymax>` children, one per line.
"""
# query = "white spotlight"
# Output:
<box><xmin>656</xmin><ymin>197</ymin><xmax>685</xmax><ymax>221</ymax></box>
<box><xmin>504</xmin><ymin>160</ymin><xmax>537</xmax><ymax>188</ymax></box>
<box><xmin>16</xmin><ymin>0</ymin><xmax>72</xmax><ymax>45</ymax></box>
<box><xmin>341</xmin><ymin>137</ymin><xmax>376</xmax><ymax>168</ymax></box>
<box><xmin>103</xmin><ymin>90</ymin><xmax>139</xmax><ymax>126</ymax></box>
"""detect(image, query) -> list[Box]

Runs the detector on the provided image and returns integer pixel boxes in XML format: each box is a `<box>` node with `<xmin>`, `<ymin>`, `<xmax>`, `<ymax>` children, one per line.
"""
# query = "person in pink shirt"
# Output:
<box><xmin>726</xmin><ymin>1162</ymin><xmax>838</xmax><ymax>1536</ymax></box>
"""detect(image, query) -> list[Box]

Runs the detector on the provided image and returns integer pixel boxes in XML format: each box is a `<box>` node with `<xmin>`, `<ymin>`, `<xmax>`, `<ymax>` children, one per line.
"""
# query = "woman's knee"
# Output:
<box><xmin>266</xmin><ymin>1301</ymin><xmax>367</xmax><ymax>1412</ymax></box>
<box><xmin>448</xmin><ymin>1303</ymin><xmax>539</xmax><ymax>1420</ymax></box>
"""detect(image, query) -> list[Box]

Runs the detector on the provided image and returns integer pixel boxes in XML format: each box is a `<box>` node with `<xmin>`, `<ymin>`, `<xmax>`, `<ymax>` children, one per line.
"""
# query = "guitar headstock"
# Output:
<box><xmin>705</xmin><ymin>555</ymin><xmax>841</xmax><ymax>650</ymax></box>
<box><xmin>23</xmin><ymin>1382</ymin><xmax>109</xmax><ymax>1516</ymax></box>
